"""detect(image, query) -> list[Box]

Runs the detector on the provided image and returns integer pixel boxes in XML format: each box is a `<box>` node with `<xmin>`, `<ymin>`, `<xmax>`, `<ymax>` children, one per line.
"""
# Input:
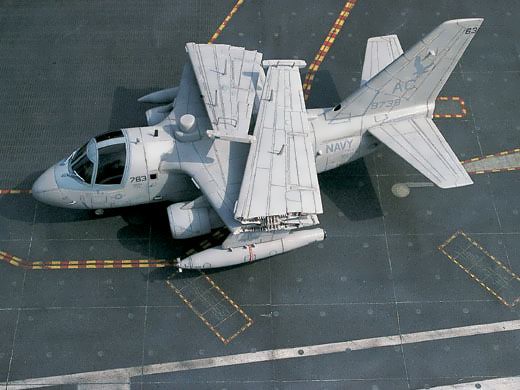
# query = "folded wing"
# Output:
<box><xmin>186</xmin><ymin>42</ymin><xmax>264</xmax><ymax>140</ymax></box>
<box><xmin>234</xmin><ymin>60</ymin><xmax>323</xmax><ymax>230</ymax></box>
<box><xmin>164</xmin><ymin>44</ymin><xmax>265</xmax><ymax>233</ymax></box>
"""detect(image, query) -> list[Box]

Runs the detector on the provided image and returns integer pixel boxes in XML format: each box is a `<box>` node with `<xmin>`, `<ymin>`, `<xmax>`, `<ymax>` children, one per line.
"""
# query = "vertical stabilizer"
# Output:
<box><xmin>361</xmin><ymin>35</ymin><xmax>403</xmax><ymax>86</ymax></box>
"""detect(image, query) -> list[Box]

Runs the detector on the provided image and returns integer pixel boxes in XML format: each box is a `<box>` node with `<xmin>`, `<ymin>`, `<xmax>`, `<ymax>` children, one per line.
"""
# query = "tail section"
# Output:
<box><xmin>361</xmin><ymin>35</ymin><xmax>403</xmax><ymax>86</ymax></box>
<box><xmin>333</xmin><ymin>18</ymin><xmax>483</xmax><ymax>120</ymax></box>
<box><xmin>327</xmin><ymin>19</ymin><xmax>483</xmax><ymax>189</ymax></box>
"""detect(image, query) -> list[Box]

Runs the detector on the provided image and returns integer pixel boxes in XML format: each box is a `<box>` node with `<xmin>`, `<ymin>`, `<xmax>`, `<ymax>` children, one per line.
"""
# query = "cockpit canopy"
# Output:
<box><xmin>70</xmin><ymin>142</ymin><xmax>94</xmax><ymax>184</ymax></box>
<box><xmin>69</xmin><ymin>130</ymin><xmax>127</xmax><ymax>186</ymax></box>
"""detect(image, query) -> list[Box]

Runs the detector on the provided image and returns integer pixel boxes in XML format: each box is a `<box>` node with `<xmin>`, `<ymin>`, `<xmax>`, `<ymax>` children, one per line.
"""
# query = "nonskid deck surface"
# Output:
<box><xmin>0</xmin><ymin>1</ymin><xmax>519</xmax><ymax>389</ymax></box>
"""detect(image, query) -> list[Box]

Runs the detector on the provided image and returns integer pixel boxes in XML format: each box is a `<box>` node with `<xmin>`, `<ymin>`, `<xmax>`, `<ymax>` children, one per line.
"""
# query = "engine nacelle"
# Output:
<box><xmin>167</xmin><ymin>201</ymin><xmax>224</xmax><ymax>239</ymax></box>
<box><xmin>138</xmin><ymin>86</ymin><xmax>179</xmax><ymax>104</ymax></box>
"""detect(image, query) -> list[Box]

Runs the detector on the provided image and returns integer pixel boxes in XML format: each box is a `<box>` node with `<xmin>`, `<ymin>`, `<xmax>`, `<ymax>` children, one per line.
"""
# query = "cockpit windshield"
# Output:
<box><xmin>95</xmin><ymin>143</ymin><xmax>126</xmax><ymax>185</ymax></box>
<box><xmin>70</xmin><ymin>142</ymin><xmax>94</xmax><ymax>183</ymax></box>
<box><xmin>68</xmin><ymin>131</ymin><xmax>127</xmax><ymax>186</ymax></box>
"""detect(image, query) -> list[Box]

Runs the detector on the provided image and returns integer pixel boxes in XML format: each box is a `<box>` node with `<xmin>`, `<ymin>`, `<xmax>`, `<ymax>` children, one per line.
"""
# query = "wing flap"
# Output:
<box><xmin>234</xmin><ymin>61</ymin><xmax>323</xmax><ymax>227</ymax></box>
<box><xmin>368</xmin><ymin>117</ymin><xmax>473</xmax><ymax>188</ymax></box>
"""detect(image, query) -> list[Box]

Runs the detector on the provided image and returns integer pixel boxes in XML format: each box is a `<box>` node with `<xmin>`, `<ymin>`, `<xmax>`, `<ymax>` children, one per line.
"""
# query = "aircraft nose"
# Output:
<box><xmin>32</xmin><ymin>166</ymin><xmax>61</xmax><ymax>206</ymax></box>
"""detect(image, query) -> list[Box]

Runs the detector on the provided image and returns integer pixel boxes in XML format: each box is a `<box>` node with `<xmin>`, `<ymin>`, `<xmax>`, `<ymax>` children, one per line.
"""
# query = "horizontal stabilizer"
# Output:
<box><xmin>368</xmin><ymin>117</ymin><xmax>473</xmax><ymax>188</ymax></box>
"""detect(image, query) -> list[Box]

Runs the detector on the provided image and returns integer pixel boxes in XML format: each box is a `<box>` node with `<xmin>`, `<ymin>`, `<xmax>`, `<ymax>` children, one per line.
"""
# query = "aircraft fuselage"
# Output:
<box><xmin>32</xmin><ymin>107</ymin><xmax>378</xmax><ymax>211</ymax></box>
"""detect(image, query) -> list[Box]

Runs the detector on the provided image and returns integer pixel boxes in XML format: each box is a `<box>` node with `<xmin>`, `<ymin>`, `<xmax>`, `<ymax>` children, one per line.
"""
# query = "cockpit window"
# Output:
<box><xmin>95</xmin><ymin>143</ymin><xmax>126</xmax><ymax>185</ymax></box>
<box><xmin>70</xmin><ymin>143</ymin><xmax>94</xmax><ymax>184</ymax></box>
<box><xmin>95</xmin><ymin>130</ymin><xmax>124</xmax><ymax>143</ymax></box>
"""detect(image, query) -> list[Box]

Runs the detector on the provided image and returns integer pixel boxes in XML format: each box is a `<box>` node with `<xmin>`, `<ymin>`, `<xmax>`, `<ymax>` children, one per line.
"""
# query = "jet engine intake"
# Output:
<box><xmin>167</xmin><ymin>201</ymin><xmax>223</xmax><ymax>239</ymax></box>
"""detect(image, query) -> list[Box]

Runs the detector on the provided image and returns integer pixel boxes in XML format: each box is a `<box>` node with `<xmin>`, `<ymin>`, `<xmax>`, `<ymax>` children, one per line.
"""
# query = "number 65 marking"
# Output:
<box><xmin>464</xmin><ymin>27</ymin><xmax>479</xmax><ymax>34</ymax></box>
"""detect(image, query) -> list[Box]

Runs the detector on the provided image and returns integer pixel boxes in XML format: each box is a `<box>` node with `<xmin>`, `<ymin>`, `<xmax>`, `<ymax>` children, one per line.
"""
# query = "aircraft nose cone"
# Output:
<box><xmin>32</xmin><ymin>166</ymin><xmax>61</xmax><ymax>206</ymax></box>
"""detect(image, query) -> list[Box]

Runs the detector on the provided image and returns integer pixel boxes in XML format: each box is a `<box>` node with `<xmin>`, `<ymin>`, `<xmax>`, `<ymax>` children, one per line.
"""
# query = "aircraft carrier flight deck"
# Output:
<box><xmin>0</xmin><ymin>0</ymin><xmax>519</xmax><ymax>388</ymax></box>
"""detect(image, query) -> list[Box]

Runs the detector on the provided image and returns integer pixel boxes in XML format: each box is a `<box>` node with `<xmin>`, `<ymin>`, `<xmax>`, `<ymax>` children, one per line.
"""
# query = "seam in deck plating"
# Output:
<box><xmin>302</xmin><ymin>0</ymin><xmax>358</xmax><ymax>101</ymax></box>
<box><xmin>438</xmin><ymin>230</ymin><xmax>520</xmax><ymax>307</ymax></box>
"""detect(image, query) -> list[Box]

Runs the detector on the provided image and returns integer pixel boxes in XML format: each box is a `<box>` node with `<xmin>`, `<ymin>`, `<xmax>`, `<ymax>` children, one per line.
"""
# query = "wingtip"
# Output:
<box><xmin>437</xmin><ymin>176</ymin><xmax>474</xmax><ymax>189</ymax></box>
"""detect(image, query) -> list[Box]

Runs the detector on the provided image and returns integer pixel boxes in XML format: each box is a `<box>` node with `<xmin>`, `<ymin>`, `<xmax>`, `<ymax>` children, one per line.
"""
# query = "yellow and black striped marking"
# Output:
<box><xmin>461</xmin><ymin>147</ymin><xmax>520</xmax><ymax>175</ymax></box>
<box><xmin>302</xmin><ymin>0</ymin><xmax>358</xmax><ymax>101</ymax></box>
<box><xmin>0</xmin><ymin>251</ymin><xmax>172</xmax><ymax>270</ymax></box>
<box><xmin>0</xmin><ymin>189</ymin><xmax>31</xmax><ymax>195</ymax></box>
<box><xmin>0</xmin><ymin>228</ymin><xmax>228</xmax><ymax>271</ymax></box>
<box><xmin>439</xmin><ymin>231</ymin><xmax>520</xmax><ymax>308</ymax></box>
<box><xmin>434</xmin><ymin>96</ymin><xmax>468</xmax><ymax>119</ymax></box>
<box><xmin>166</xmin><ymin>270</ymin><xmax>253</xmax><ymax>344</ymax></box>
<box><xmin>208</xmin><ymin>0</ymin><xmax>245</xmax><ymax>44</ymax></box>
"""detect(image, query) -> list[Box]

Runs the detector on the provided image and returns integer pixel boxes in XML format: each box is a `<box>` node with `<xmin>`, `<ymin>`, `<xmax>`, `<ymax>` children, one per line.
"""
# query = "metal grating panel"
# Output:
<box><xmin>439</xmin><ymin>231</ymin><xmax>520</xmax><ymax>307</ymax></box>
<box><xmin>167</xmin><ymin>271</ymin><xmax>253</xmax><ymax>344</ymax></box>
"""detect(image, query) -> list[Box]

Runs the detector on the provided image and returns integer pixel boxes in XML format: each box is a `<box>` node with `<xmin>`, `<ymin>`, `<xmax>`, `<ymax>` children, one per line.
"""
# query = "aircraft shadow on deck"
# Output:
<box><xmin>304</xmin><ymin>70</ymin><xmax>383</xmax><ymax>221</ymax></box>
<box><xmin>108</xmin><ymin>86</ymin><xmax>150</xmax><ymax>130</ymax></box>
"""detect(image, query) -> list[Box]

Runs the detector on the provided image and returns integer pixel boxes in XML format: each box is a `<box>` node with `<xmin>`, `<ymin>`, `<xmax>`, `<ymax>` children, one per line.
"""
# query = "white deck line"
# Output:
<box><xmin>4</xmin><ymin>319</ymin><xmax>520</xmax><ymax>389</ymax></box>
<box><xmin>421</xmin><ymin>375</ymin><xmax>520</xmax><ymax>389</ymax></box>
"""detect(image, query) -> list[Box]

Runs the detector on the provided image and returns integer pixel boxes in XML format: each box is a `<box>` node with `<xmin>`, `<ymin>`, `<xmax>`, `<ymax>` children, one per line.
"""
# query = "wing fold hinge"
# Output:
<box><xmin>206</xmin><ymin>130</ymin><xmax>256</xmax><ymax>144</ymax></box>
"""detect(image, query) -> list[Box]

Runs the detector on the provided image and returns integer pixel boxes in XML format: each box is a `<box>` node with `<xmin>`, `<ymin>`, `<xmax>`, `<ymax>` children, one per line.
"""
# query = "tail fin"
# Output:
<box><xmin>361</xmin><ymin>35</ymin><xmax>403</xmax><ymax>86</ymax></box>
<box><xmin>334</xmin><ymin>18</ymin><xmax>483</xmax><ymax>119</ymax></box>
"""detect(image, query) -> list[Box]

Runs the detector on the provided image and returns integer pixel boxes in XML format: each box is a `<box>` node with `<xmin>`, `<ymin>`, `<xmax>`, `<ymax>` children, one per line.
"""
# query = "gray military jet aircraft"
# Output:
<box><xmin>32</xmin><ymin>19</ymin><xmax>482</xmax><ymax>269</ymax></box>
